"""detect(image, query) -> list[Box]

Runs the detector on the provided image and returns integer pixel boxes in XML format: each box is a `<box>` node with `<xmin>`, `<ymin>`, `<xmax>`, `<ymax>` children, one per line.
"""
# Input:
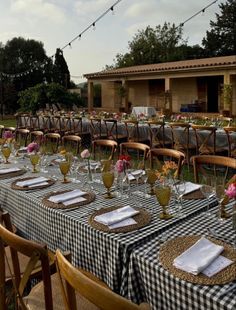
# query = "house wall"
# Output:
<box><xmin>127</xmin><ymin>80</ymin><xmax>149</xmax><ymax>107</ymax></box>
<box><xmin>101</xmin><ymin>82</ymin><xmax>118</xmax><ymax>111</ymax></box>
<box><xmin>171</xmin><ymin>77</ymin><xmax>198</xmax><ymax>113</ymax></box>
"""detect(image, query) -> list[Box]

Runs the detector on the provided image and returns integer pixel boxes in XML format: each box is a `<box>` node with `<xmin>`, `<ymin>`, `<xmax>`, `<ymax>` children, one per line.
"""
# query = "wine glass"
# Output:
<box><xmin>155</xmin><ymin>184</ymin><xmax>173</xmax><ymax>220</ymax></box>
<box><xmin>131</xmin><ymin>169</ymin><xmax>143</xmax><ymax>186</ymax></box>
<box><xmin>215</xmin><ymin>177</ymin><xmax>230</xmax><ymax>221</ymax></box>
<box><xmin>59</xmin><ymin>161</ymin><xmax>71</xmax><ymax>183</ymax></box>
<box><xmin>173</xmin><ymin>179</ymin><xmax>186</xmax><ymax>217</ymax></box>
<box><xmin>30</xmin><ymin>153</ymin><xmax>40</xmax><ymax>173</ymax></box>
<box><xmin>146</xmin><ymin>169</ymin><xmax>158</xmax><ymax>195</ymax></box>
<box><xmin>200</xmin><ymin>176</ymin><xmax>215</xmax><ymax>216</ymax></box>
<box><xmin>2</xmin><ymin>146</ymin><xmax>11</xmax><ymax>164</ymax></box>
<box><xmin>102</xmin><ymin>170</ymin><xmax>115</xmax><ymax>199</ymax></box>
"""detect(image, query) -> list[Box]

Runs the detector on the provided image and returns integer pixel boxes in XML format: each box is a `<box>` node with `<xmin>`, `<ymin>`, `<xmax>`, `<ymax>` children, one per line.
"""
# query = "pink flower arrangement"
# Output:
<box><xmin>27</xmin><ymin>142</ymin><xmax>39</xmax><ymax>153</ymax></box>
<box><xmin>81</xmin><ymin>149</ymin><xmax>90</xmax><ymax>159</ymax></box>
<box><xmin>3</xmin><ymin>131</ymin><xmax>14</xmax><ymax>140</ymax></box>
<box><xmin>115</xmin><ymin>155</ymin><xmax>131</xmax><ymax>173</ymax></box>
<box><xmin>176</xmin><ymin>114</ymin><xmax>182</xmax><ymax>121</ymax></box>
<box><xmin>225</xmin><ymin>182</ymin><xmax>236</xmax><ymax>199</ymax></box>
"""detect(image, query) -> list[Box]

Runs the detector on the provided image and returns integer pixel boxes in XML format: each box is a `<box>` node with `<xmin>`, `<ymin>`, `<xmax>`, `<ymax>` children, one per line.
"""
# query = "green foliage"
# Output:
<box><xmin>202</xmin><ymin>0</ymin><xmax>236</xmax><ymax>56</ymax></box>
<box><xmin>53</xmin><ymin>48</ymin><xmax>70</xmax><ymax>88</ymax></box>
<box><xmin>18</xmin><ymin>83</ymin><xmax>80</xmax><ymax>114</ymax></box>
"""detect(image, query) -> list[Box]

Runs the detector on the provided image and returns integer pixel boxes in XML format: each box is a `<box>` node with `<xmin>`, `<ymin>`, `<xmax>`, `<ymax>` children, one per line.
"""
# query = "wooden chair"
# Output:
<box><xmin>44</xmin><ymin>132</ymin><xmax>61</xmax><ymax>154</ymax></box>
<box><xmin>103</xmin><ymin>119</ymin><xmax>127</xmax><ymax>144</ymax></box>
<box><xmin>123</xmin><ymin>120</ymin><xmax>150</xmax><ymax>144</ymax></box>
<box><xmin>16</xmin><ymin>113</ymin><xmax>31</xmax><ymax>129</ymax></box>
<box><xmin>30</xmin><ymin>115</ymin><xmax>40</xmax><ymax>131</ymax></box>
<box><xmin>169</xmin><ymin>122</ymin><xmax>195</xmax><ymax>168</ymax></box>
<box><xmin>0</xmin><ymin>211</ymin><xmax>54</xmax><ymax>310</ymax></box>
<box><xmin>223</xmin><ymin>126</ymin><xmax>236</xmax><ymax>158</ymax></box>
<box><xmin>2</xmin><ymin>127</ymin><xmax>16</xmax><ymax>136</ymax></box>
<box><xmin>120</xmin><ymin>142</ymin><xmax>150</xmax><ymax>169</ymax></box>
<box><xmin>92</xmin><ymin>139</ymin><xmax>118</xmax><ymax>161</ymax></box>
<box><xmin>30</xmin><ymin>130</ymin><xmax>44</xmax><ymax>143</ymax></box>
<box><xmin>90</xmin><ymin>118</ymin><xmax>107</xmax><ymax>141</ymax></box>
<box><xmin>191</xmin><ymin>124</ymin><xmax>225</xmax><ymax>155</ymax></box>
<box><xmin>192</xmin><ymin>155</ymin><xmax>236</xmax><ymax>183</ymax></box>
<box><xmin>0</xmin><ymin>125</ymin><xmax>4</xmax><ymax>138</ymax></box>
<box><xmin>62</xmin><ymin>135</ymin><xmax>81</xmax><ymax>155</ymax></box>
<box><xmin>72</xmin><ymin>117</ymin><xmax>91</xmax><ymax>148</ymax></box>
<box><xmin>147</xmin><ymin>120</ymin><xmax>171</xmax><ymax>148</ymax></box>
<box><xmin>55</xmin><ymin>249</ymin><xmax>150</xmax><ymax>310</ymax></box>
<box><xmin>149</xmin><ymin>148</ymin><xmax>185</xmax><ymax>179</ymax></box>
<box><xmin>15</xmin><ymin>128</ymin><xmax>30</xmax><ymax>146</ymax></box>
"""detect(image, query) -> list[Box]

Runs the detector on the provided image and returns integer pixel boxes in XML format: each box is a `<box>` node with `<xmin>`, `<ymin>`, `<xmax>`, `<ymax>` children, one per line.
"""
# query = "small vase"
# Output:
<box><xmin>87</xmin><ymin>160</ymin><xmax>93</xmax><ymax>183</ymax></box>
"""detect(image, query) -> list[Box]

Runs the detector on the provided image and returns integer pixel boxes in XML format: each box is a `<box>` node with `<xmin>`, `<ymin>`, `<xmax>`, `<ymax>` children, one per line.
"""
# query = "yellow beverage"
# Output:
<box><xmin>2</xmin><ymin>146</ymin><xmax>11</xmax><ymax>163</ymax></box>
<box><xmin>102</xmin><ymin>171</ymin><xmax>114</xmax><ymax>189</ymax></box>
<box><xmin>30</xmin><ymin>154</ymin><xmax>40</xmax><ymax>166</ymax></box>
<box><xmin>59</xmin><ymin>161</ymin><xmax>70</xmax><ymax>175</ymax></box>
<box><xmin>101</xmin><ymin>159</ymin><xmax>111</xmax><ymax>172</ymax></box>
<box><xmin>146</xmin><ymin>169</ymin><xmax>157</xmax><ymax>184</ymax></box>
<box><xmin>155</xmin><ymin>186</ymin><xmax>171</xmax><ymax>206</ymax></box>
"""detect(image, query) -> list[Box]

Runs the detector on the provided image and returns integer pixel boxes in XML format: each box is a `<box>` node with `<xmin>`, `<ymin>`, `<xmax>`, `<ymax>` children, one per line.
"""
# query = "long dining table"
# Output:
<box><xmin>0</xmin><ymin>155</ymin><xmax>235</xmax><ymax>310</ymax></box>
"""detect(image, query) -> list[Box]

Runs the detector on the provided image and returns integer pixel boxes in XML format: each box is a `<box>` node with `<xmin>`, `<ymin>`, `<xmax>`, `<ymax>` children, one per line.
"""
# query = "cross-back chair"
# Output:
<box><xmin>92</xmin><ymin>139</ymin><xmax>118</xmax><ymax>161</ymax></box>
<box><xmin>191</xmin><ymin>124</ymin><xmax>225</xmax><ymax>155</ymax></box>
<box><xmin>30</xmin><ymin>115</ymin><xmax>40</xmax><ymax>131</ymax></box>
<box><xmin>90</xmin><ymin>118</ymin><xmax>107</xmax><ymax>141</ymax></box>
<box><xmin>149</xmin><ymin>148</ymin><xmax>185</xmax><ymax>179</ymax></box>
<box><xmin>103</xmin><ymin>119</ymin><xmax>127</xmax><ymax>144</ymax></box>
<box><xmin>2</xmin><ymin>127</ymin><xmax>16</xmax><ymax>136</ymax></box>
<box><xmin>30</xmin><ymin>130</ymin><xmax>44</xmax><ymax>144</ymax></box>
<box><xmin>62</xmin><ymin>135</ymin><xmax>81</xmax><ymax>155</ymax></box>
<box><xmin>16</xmin><ymin>114</ymin><xmax>31</xmax><ymax>129</ymax></box>
<box><xmin>192</xmin><ymin>155</ymin><xmax>236</xmax><ymax>184</ymax></box>
<box><xmin>120</xmin><ymin>142</ymin><xmax>150</xmax><ymax>169</ymax></box>
<box><xmin>15</xmin><ymin>128</ymin><xmax>30</xmax><ymax>147</ymax></box>
<box><xmin>123</xmin><ymin>120</ymin><xmax>150</xmax><ymax>144</ymax></box>
<box><xmin>44</xmin><ymin>132</ymin><xmax>61</xmax><ymax>154</ymax></box>
<box><xmin>147</xmin><ymin>120</ymin><xmax>171</xmax><ymax>148</ymax></box>
<box><xmin>223</xmin><ymin>126</ymin><xmax>236</xmax><ymax>158</ymax></box>
<box><xmin>55</xmin><ymin>249</ymin><xmax>150</xmax><ymax>310</ymax></box>
<box><xmin>72</xmin><ymin>117</ymin><xmax>91</xmax><ymax>148</ymax></box>
<box><xmin>40</xmin><ymin>115</ymin><xmax>51</xmax><ymax>133</ymax></box>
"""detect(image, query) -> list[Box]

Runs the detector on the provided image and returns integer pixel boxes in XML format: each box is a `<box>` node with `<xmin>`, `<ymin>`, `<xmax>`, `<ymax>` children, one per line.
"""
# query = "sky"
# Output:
<box><xmin>0</xmin><ymin>0</ymin><xmax>227</xmax><ymax>84</ymax></box>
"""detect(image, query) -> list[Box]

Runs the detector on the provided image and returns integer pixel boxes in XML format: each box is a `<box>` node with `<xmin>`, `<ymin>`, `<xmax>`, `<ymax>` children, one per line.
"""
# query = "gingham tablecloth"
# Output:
<box><xmin>127</xmin><ymin>204</ymin><xmax>236</xmax><ymax>310</ymax></box>
<box><xmin>0</xmin><ymin>159</ymin><xmax>217</xmax><ymax>295</ymax></box>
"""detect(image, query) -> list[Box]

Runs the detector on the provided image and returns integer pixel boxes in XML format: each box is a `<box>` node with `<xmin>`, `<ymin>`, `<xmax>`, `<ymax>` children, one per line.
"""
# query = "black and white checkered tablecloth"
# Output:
<box><xmin>0</xmin><ymin>160</ymin><xmax>218</xmax><ymax>295</ymax></box>
<box><xmin>127</xmin><ymin>204</ymin><xmax>236</xmax><ymax>310</ymax></box>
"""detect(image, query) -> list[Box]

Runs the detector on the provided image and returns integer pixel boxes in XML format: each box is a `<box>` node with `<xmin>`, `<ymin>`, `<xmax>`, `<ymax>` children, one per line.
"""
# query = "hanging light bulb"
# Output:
<box><xmin>92</xmin><ymin>23</ymin><xmax>96</xmax><ymax>30</ymax></box>
<box><xmin>69</xmin><ymin>43</ymin><xmax>72</xmax><ymax>49</ymax></box>
<box><xmin>110</xmin><ymin>6</ymin><xmax>115</xmax><ymax>15</ymax></box>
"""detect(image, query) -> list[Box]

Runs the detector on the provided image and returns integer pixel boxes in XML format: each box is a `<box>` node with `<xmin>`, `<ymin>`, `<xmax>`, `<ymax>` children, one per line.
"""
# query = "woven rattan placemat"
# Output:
<box><xmin>159</xmin><ymin>235</ymin><xmax>236</xmax><ymax>285</ymax></box>
<box><xmin>11</xmin><ymin>177</ymin><xmax>55</xmax><ymax>191</ymax></box>
<box><xmin>0</xmin><ymin>169</ymin><xmax>26</xmax><ymax>179</ymax></box>
<box><xmin>183</xmin><ymin>189</ymin><xmax>204</xmax><ymax>200</ymax></box>
<box><xmin>89</xmin><ymin>205</ymin><xmax>151</xmax><ymax>233</ymax></box>
<box><xmin>42</xmin><ymin>190</ymin><xmax>95</xmax><ymax>209</ymax></box>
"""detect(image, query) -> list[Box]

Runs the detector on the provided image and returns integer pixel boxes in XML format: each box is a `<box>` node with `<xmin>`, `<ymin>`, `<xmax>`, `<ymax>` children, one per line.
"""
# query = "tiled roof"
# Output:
<box><xmin>84</xmin><ymin>55</ymin><xmax>236</xmax><ymax>79</ymax></box>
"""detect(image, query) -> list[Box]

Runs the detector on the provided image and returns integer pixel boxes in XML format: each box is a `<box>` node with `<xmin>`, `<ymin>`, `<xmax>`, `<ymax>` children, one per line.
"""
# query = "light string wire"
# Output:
<box><xmin>0</xmin><ymin>0</ymin><xmax>220</xmax><ymax>79</ymax></box>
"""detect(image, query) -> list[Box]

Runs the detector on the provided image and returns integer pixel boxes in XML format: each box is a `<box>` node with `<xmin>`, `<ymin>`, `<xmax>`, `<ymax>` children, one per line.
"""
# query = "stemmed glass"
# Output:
<box><xmin>2</xmin><ymin>146</ymin><xmax>11</xmax><ymax>164</ymax></box>
<box><xmin>200</xmin><ymin>176</ymin><xmax>215</xmax><ymax>216</ymax></box>
<box><xmin>40</xmin><ymin>154</ymin><xmax>49</xmax><ymax>173</ymax></box>
<box><xmin>131</xmin><ymin>169</ymin><xmax>143</xmax><ymax>186</ymax></box>
<box><xmin>155</xmin><ymin>184</ymin><xmax>173</xmax><ymax>220</ymax></box>
<box><xmin>30</xmin><ymin>153</ymin><xmax>40</xmax><ymax>173</ymax></box>
<box><xmin>102</xmin><ymin>170</ymin><xmax>115</xmax><ymax>199</ymax></box>
<box><xmin>59</xmin><ymin>161</ymin><xmax>71</xmax><ymax>183</ymax></box>
<box><xmin>215</xmin><ymin>178</ymin><xmax>230</xmax><ymax>220</ymax></box>
<box><xmin>173</xmin><ymin>179</ymin><xmax>186</xmax><ymax>217</ymax></box>
<box><xmin>146</xmin><ymin>169</ymin><xmax>158</xmax><ymax>195</ymax></box>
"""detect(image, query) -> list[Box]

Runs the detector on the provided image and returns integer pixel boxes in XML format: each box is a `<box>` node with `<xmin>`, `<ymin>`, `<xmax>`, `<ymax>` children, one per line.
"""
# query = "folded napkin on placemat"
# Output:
<box><xmin>182</xmin><ymin>182</ymin><xmax>202</xmax><ymax>195</ymax></box>
<box><xmin>16</xmin><ymin>177</ymin><xmax>49</xmax><ymax>188</ymax></box>
<box><xmin>127</xmin><ymin>174</ymin><xmax>135</xmax><ymax>181</ymax></box>
<box><xmin>173</xmin><ymin>237</ymin><xmax>224</xmax><ymax>275</ymax></box>
<box><xmin>94</xmin><ymin>206</ymin><xmax>139</xmax><ymax>229</ymax></box>
<box><xmin>48</xmin><ymin>189</ymin><xmax>87</xmax><ymax>204</ymax></box>
<box><xmin>0</xmin><ymin>167</ymin><xmax>21</xmax><ymax>174</ymax></box>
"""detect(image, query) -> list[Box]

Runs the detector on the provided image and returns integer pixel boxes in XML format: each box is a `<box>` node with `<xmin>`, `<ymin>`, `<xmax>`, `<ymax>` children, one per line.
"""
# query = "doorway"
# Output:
<box><xmin>206</xmin><ymin>76</ymin><xmax>222</xmax><ymax>113</ymax></box>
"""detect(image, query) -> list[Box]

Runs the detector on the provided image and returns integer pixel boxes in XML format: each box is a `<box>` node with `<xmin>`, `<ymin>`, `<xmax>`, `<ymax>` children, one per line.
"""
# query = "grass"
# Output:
<box><xmin>0</xmin><ymin>118</ymin><xmax>16</xmax><ymax>127</ymax></box>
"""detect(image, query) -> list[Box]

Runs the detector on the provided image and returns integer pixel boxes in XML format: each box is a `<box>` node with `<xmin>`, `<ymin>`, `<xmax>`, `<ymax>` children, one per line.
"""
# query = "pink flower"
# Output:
<box><xmin>3</xmin><ymin>131</ymin><xmax>14</xmax><ymax>139</ymax></box>
<box><xmin>225</xmin><ymin>183</ymin><xmax>236</xmax><ymax>199</ymax></box>
<box><xmin>115</xmin><ymin>160</ymin><xmax>124</xmax><ymax>173</ymax></box>
<box><xmin>81</xmin><ymin>149</ymin><xmax>90</xmax><ymax>159</ymax></box>
<box><xmin>176</xmin><ymin>114</ymin><xmax>182</xmax><ymax>120</ymax></box>
<box><xmin>27</xmin><ymin>142</ymin><xmax>39</xmax><ymax>153</ymax></box>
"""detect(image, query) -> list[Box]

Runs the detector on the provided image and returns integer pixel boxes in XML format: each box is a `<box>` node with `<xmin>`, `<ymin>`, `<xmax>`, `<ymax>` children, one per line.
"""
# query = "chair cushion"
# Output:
<box><xmin>25</xmin><ymin>272</ymin><xmax>109</xmax><ymax>310</ymax></box>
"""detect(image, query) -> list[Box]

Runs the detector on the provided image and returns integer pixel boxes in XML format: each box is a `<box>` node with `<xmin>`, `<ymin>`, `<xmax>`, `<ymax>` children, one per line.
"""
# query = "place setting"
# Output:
<box><xmin>0</xmin><ymin>166</ymin><xmax>27</xmax><ymax>179</ymax></box>
<box><xmin>42</xmin><ymin>188</ymin><xmax>96</xmax><ymax>210</ymax></box>
<box><xmin>10</xmin><ymin>176</ymin><xmax>56</xmax><ymax>191</ymax></box>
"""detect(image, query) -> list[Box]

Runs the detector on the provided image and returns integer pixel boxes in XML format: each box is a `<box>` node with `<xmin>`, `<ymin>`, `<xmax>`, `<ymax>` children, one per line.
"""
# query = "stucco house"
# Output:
<box><xmin>84</xmin><ymin>55</ymin><xmax>236</xmax><ymax>116</ymax></box>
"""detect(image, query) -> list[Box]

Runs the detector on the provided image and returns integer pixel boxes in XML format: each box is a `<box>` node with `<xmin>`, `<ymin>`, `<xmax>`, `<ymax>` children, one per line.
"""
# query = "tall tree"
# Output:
<box><xmin>53</xmin><ymin>48</ymin><xmax>70</xmax><ymax>89</ymax></box>
<box><xmin>202</xmin><ymin>0</ymin><xmax>236</xmax><ymax>56</ymax></box>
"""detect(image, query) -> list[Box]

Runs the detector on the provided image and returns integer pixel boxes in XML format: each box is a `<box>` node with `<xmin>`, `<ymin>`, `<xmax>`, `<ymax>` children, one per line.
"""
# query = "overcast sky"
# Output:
<box><xmin>0</xmin><ymin>0</ymin><xmax>226</xmax><ymax>83</ymax></box>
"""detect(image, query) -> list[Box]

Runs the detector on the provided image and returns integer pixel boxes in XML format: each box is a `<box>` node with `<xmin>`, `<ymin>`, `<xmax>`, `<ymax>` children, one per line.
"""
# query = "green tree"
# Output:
<box><xmin>53</xmin><ymin>48</ymin><xmax>70</xmax><ymax>88</ymax></box>
<box><xmin>202</xmin><ymin>0</ymin><xmax>236</xmax><ymax>56</ymax></box>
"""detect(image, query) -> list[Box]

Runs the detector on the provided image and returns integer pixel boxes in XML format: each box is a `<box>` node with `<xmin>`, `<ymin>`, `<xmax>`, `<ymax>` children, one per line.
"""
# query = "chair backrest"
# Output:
<box><xmin>30</xmin><ymin>130</ymin><xmax>44</xmax><ymax>143</ymax></box>
<box><xmin>123</xmin><ymin>120</ymin><xmax>140</xmax><ymax>142</ymax></box>
<box><xmin>223</xmin><ymin>126</ymin><xmax>236</xmax><ymax>158</ymax></box>
<box><xmin>169</xmin><ymin>123</ymin><xmax>191</xmax><ymax>149</ymax></box>
<box><xmin>0</xmin><ymin>211</ymin><xmax>53</xmax><ymax>310</ymax></box>
<box><xmin>192</xmin><ymin>155</ymin><xmax>236</xmax><ymax>183</ymax></box>
<box><xmin>92</xmin><ymin>139</ymin><xmax>118</xmax><ymax>160</ymax></box>
<box><xmin>150</xmin><ymin>148</ymin><xmax>185</xmax><ymax>179</ymax></box>
<box><xmin>120</xmin><ymin>142</ymin><xmax>150</xmax><ymax>168</ymax></box>
<box><xmin>2</xmin><ymin>127</ymin><xmax>16</xmax><ymax>135</ymax></box>
<box><xmin>104</xmin><ymin>119</ymin><xmax>119</xmax><ymax>140</ymax></box>
<box><xmin>147</xmin><ymin>120</ymin><xmax>165</xmax><ymax>148</ymax></box>
<box><xmin>30</xmin><ymin>115</ymin><xmax>40</xmax><ymax>131</ymax></box>
<box><xmin>44</xmin><ymin>132</ymin><xmax>61</xmax><ymax>153</ymax></box>
<box><xmin>55</xmin><ymin>249</ymin><xmax>143</xmax><ymax>310</ymax></box>
<box><xmin>62</xmin><ymin>135</ymin><xmax>81</xmax><ymax>155</ymax></box>
<box><xmin>0</xmin><ymin>125</ymin><xmax>4</xmax><ymax>138</ymax></box>
<box><xmin>15</xmin><ymin>128</ymin><xmax>30</xmax><ymax>147</ymax></box>
<box><xmin>191</xmin><ymin>125</ymin><xmax>217</xmax><ymax>155</ymax></box>
<box><xmin>90</xmin><ymin>118</ymin><xmax>106</xmax><ymax>140</ymax></box>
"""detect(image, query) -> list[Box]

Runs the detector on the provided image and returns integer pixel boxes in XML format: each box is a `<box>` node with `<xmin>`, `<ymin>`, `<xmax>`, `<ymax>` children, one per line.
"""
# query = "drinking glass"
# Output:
<box><xmin>173</xmin><ymin>179</ymin><xmax>186</xmax><ymax>217</ymax></box>
<box><xmin>146</xmin><ymin>169</ymin><xmax>158</xmax><ymax>195</ymax></box>
<box><xmin>215</xmin><ymin>178</ymin><xmax>230</xmax><ymax>221</ymax></box>
<box><xmin>40</xmin><ymin>154</ymin><xmax>49</xmax><ymax>173</ymax></box>
<box><xmin>2</xmin><ymin>146</ymin><xmax>11</xmax><ymax>164</ymax></box>
<box><xmin>131</xmin><ymin>169</ymin><xmax>143</xmax><ymax>186</ymax></box>
<box><xmin>102</xmin><ymin>170</ymin><xmax>115</xmax><ymax>199</ymax></box>
<box><xmin>200</xmin><ymin>176</ymin><xmax>215</xmax><ymax>216</ymax></box>
<box><xmin>59</xmin><ymin>161</ymin><xmax>71</xmax><ymax>183</ymax></box>
<box><xmin>155</xmin><ymin>185</ymin><xmax>173</xmax><ymax>220</ymax></box>
<box><xmin>30</xmin><ymin>153</ymin><xmax>40</xmax><ymax>173</ymax></box>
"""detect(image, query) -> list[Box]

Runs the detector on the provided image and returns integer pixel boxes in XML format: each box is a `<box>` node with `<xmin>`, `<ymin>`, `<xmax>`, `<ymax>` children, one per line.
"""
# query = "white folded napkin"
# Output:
<box><xmin>131</xmin><ymin>170</ymin><xmax>143</xmax><ymax>177</ymax></box>
<box><xmin>63</xmin><ymin>196</ymin><xmax>87</xmax><ymax>206</ymax></box>
<box><xmin>182</xmin><ymin>182</ymin><xmax>202</xmax><ymax>195</ymax></box>
<box><xmin>48</xmin><ymin>189</ymin><xmax>86</xmax><ymax>203</ymax></box>
<box><xmin>0</xmin><ymin>167</ymin><xmax>21</xmax><ymax>174</ymax></box>
<box><xmin>16</xmin><ymin>177</ymin><xmax>49</xmax><ymax>187</ymax></box>
<box><xmin>173</xmin><ymin>237</ymin><xmax>224</xmax><ymax>275</ymax></box>
<box><xmin>127</xmin><ymin>173</ymin><xmax>135</xmax><ymax>181</ymax></box>
<box><xmin>28</xmin><ymin>182</ymin><xmax>49</xmax><ymax>188</ymax></box>
<box><xmin>94</xmin><ymin>206</ymin><xmax>139</xmax><ymax>226</ymax></box>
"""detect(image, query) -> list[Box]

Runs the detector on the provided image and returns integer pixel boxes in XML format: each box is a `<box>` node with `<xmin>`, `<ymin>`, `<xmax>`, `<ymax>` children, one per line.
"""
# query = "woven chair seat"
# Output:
<box><xmin>25</xmin><ymin>271</ymin><xmax>109</xmax><ymax>310</ymax></box>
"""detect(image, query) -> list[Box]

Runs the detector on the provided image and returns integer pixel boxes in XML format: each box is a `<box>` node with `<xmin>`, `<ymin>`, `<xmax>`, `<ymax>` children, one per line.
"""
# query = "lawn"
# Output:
<box><xmin>0</xmin><ymin>118</ymin><xmax>16</xmax><ymax>127</ymax></box>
